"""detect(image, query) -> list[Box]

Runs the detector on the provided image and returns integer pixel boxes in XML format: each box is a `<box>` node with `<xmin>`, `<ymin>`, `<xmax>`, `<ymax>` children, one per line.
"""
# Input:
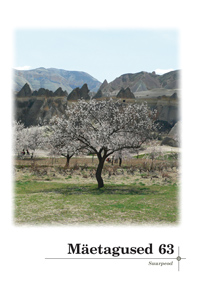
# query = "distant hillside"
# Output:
<box><xmin>99</xmin><ymin>70</ymin><xmax>179</xmax><ymax>95</ymax></box>
<box><xmin>14</xmin><ymin>67</ymin><xmax>102</xmax><ymax>93</ymax></box>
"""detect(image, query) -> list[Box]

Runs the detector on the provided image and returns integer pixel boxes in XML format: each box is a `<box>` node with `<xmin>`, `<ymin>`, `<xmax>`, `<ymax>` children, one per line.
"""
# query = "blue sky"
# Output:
<box><xmin>14</xmin><ymin>29</ymin><xmax>179</xmax><ymax>82</ymax></box>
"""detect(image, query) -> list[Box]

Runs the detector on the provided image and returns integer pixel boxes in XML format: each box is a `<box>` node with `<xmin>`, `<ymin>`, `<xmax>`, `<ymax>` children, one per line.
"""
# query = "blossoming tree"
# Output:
<box><xmin>52</xmin><ymin>99</ymin><xmax>156</xmax><ymax>188</ymax></box>
<box><xmin>13</xmin><ymin>121</ymin><xmax>28</xmax><ymax>155</ymax></box>
<box><xmin>47</xmin><ymin>119</ymin><xmax>87</xmax><ymax>168</ymax></box>
<box><xmin>13</xmin><ymin>121</ymin><xmax>44</xmax><ymax>157</ymax></box>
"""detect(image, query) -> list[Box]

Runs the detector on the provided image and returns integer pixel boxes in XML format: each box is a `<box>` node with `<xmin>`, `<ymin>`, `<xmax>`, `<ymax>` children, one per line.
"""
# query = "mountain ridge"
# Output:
<box><xmin>99</xmin><ymin>70</ymin><xmax>179</xmax><ymax>96</ymax></box>
<box><xmin>14</xmin><ymin>67</ymin><xmax>102</xmax><ymax>93</ymax></box>
<box><xmin>14</xmin><ymin>68</ymin><xmax>179</xmax><ymax>95</ymax></box>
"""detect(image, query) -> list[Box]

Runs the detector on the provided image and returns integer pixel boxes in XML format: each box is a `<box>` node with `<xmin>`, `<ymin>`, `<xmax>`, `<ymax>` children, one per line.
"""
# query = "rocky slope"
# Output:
<box><xmin>136</xmin><ymin>91</ymin><xmax>179</xmax><ymax>127</ymax></box>
<box><xmin>15</xmin><ymin>83</ymin><xmax>92</xmax><ymax>126</ymax></box>
<box><xmin>15</xmin><ymin>84</ymin><xmax>68</xmax><ymax>126</ymax></box>
<box><xmin>161</xmin><ymin>121</ymin><xmax>180</xmax><ymax>147</ymax></box>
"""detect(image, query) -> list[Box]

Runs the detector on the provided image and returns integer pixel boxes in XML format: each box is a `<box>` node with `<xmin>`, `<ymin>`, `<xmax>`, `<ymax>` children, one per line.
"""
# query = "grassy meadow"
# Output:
<box><xmin>14</xmin><ymin>150</ymin><xmax>180</xmax><ymax>225</ymax></box>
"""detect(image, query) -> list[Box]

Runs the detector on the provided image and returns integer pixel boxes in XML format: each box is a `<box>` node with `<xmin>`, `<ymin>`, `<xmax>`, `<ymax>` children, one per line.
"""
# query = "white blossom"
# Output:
<box><xmin>49</xmin><ymin>99</ymin><xmax>156</xmax><ymax>187</ymax></box>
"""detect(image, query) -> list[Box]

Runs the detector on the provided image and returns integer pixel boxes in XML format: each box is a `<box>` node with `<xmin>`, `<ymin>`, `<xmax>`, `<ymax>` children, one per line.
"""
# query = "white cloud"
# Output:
<box><xmin>155</xmin><ymin>68</ymin><xmax>174</xmax><ymax>75</ymax></box>
<box><xmin>14</xmin><ymin>66</ymin><xmax>31</xmax><ymax>70</ymax></box>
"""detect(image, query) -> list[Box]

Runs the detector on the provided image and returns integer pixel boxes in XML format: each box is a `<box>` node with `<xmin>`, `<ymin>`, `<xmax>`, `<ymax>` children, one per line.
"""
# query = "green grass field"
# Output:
<box><xmin>14</xmin><ymin>180</ymin><xmax>179</xmax><ymax>225</ymax></box>
<box><xmin>14</xmin><ymin>151</ymin><xmax>179</xmax><ymax>225</ymax></box>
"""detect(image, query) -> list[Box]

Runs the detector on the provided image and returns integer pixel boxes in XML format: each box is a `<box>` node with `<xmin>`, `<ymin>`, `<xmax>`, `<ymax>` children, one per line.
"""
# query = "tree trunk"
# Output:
<box><xmin>64</xmin><ymin>155</ymin><xmax>71</xmax><ymax>169</ymax></box>
<box><xmin>96</xmin><ymin>157</ymin><xmax>106</xmax><ymax>188</ymax></box>
<box><xmin>119</xmin><ymin>157</ymin><xmax>122</xmax><ymax>167</ymax></box>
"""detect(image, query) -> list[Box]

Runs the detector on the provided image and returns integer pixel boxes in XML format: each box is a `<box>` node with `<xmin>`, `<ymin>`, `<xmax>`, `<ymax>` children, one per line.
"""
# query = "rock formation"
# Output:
<box><xmin>161</xmin><ymin>136</ymin><xmax>178</xmax><ymax>147</ymax></box>
<box><xmin>14</xmin><ymin>70</ymin><xmax>180</xmax><ymax>129</ymax></box>
<box><xmin>15</xmin><ymin>97</ymin><xmax>68</xmax><ymax>127</ymax></box>
<box><xmin>99</xmin><ymin>79</ymin><xmax>108</xmax><ymax>91</ymax></box>
<box><xmin>116</xmin><ymin>87</ymin><xmax>135</xmax><ymax>99</ymax></box>
<box><xmin>93</xmin><ymin>89</ymin><xmax>103</xmax><ymax>99</ymax></box>
<box><xmin>33</xmin><ymin>88</ymin><xmax>54</xmax><ymax>97</ymax></box>
<box><xmin>16</xmin><ymin>83</ymin><xmax>32</xmax><ymax>97</ymax></box>
<box><xmin>17</xmin><ymin>83</ymin><xmax>68</xmax><ymax>98</ymax></box>
<box><xmin>15</xmin><ymin>84</ymin><xmax>68</xmax><ymax>126</ymax></box>
<box><xmin>53</xmin><ymin>87</ymin><xmax>68</xmax><ymax>97</ymax></box>
<box><xmin>168</xmin><ymin>121</ymin><xmax>180</xmax><ymax>137</ymax></box>
<box><xmin>161</xmin><ymin>121</ymin><xmax>180</xmax><ymax>147</ymax></box>
<box><xmin>171</xmin><ymin>92</ymin><xmax>178</xmax><ymax>99</ymax></box>
<box><xmin>67</xmin><ymin>83</ymin><xmax>90</xmax><ymax>100</ymax></box>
